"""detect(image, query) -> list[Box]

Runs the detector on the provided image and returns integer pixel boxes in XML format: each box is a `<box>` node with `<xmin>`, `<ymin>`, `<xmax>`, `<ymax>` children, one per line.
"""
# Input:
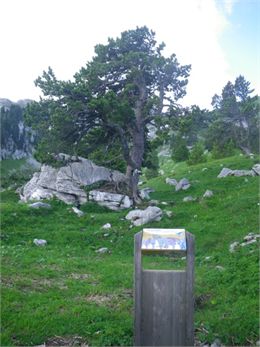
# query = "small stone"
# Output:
<box><xmin>102</xmin><ymin>223</ymin><xmax>111</xmax><ymax>229</ymax></box>
<box><xmin>29</xmin><ymin>202</ymin><xmax>51</xmax><ymax>209</ymax></box>
<box><xmin>255</xmin><ymin>340</ymin><xmax>260</xmax><ymax>346</ymax></box>
<box><xmin>241</xmin><ymin>239</ymin><xmax>257</xmax><ymax>247</ymax></box>
<box><xmin>165</xmin><ymin>178</ymin><xmax>178</xmax><ymax>186</ymax></box>
<box><xmin>183</xmin><ymin>196</ymin><xmax>195</xmax><ymax>202</ymax></box>
<box><xmin>161</xmin><ymin>201</ymin><xmax>168</xmax><ymax>205</ymax></box>
<box><xmin>33</xmin><ymin>239</ymin><xmax>47</xmax><ymax>246</ymax></box>
<box><xmin>103</xmin><ymin>233</ymin><xmax>109</xmax><ymax>237</ymax></box>
<box><xmin>181</xmin><ymin>256</ymin><xmax>186</xmax><ymax>260</ymax></box>
<box><xmin>165</xmin><ymin>210</ymin><xmax>173</xmax><ymax>218</ymax></box>
<box><xmin>216</xmin><ymin>265</ymin><xmax>225</xmax><ymax>271</ymax></box>
<box><xmin>243</xmin><ymin>233</ymin><xmax>255</xmax><ymax>241</ymax></box>
<box><xmin>139</xmin><ymin>187</ymin><xmax>155</xmax><ymax>200</ymax></box>
<box><xmin>72</xmin><ymin>207</ymin><xmax>84</xmax><ymax>217</ymax></box>
<box><xmin>95</xmin><ymin>247</ymin><xmax>109</xmax><ymax>254</ymax></box>
<box><xmin>203</xmin><ymin>190</ymin><xmax>213</xmax><ymax>198</ymax></box>
<box><xmin>229</xmin><ymin>241</ymin><xmax>239</xmax><ymax>253</ymax></box>
<box><xmin>205</xmin><ymin>256</ymin><xmax>211</xmax><ymax>261</ymax></box>
<box><xmin>176</xmin><ymin>178</ymin><xmax>190</xmax><ymax>191</ymax></box>
<box><xmin>211</xmin><ymin>338</ymin><xmax>221</xmax><ymax>347</ymax></box>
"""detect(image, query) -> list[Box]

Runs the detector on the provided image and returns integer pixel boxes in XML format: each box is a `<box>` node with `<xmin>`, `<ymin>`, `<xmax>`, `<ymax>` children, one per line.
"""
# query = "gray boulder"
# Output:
<box><xmin>165</xmin><ymin>178</ymin><xmax>178</xmax><ymax>186</ymax></box>
<box><xmin>89</xmin><ymin>190</ymin><xmax>132</xmax><ymax>210</ymax></box>
<box><xmin>175</xmin><ymin>178</ymin><xmax>190</xmax><ymax>191</ymax></box>
<box><xmin>125</xmin><ymin>206</ymin><xmax>163</xmax><ymax>226</ymax></box>
<box><xmin>20</xmin><ymin>154</ymin><xmax>127</xmax><ymax>205</ymax></box>
<box><xmin>218</xmin><ymin>167</ymin><xmax>255</xmax><ymax>178</ymax></box>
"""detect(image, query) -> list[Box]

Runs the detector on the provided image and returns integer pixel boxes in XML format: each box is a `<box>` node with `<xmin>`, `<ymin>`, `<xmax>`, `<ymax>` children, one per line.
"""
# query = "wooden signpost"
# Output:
<box><xmin>134</xmin><ymin>228</ymin><xmax>195</xmax><ymax>346</ymax></box>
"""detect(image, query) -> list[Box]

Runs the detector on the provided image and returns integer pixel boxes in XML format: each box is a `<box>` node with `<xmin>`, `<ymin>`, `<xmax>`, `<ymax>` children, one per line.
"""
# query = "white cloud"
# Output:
<box><xmin>0</xmin><ymin>0</ymin><xmax>235</xmax><ymax>108</ymax></box>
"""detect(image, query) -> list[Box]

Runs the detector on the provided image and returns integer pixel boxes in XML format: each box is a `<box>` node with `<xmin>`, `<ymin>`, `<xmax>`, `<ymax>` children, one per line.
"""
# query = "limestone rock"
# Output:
<box><xmin>217</xmin><ymin>167</ymin><xmax>233</xmax><ymax>178</ymax></box>
<box><xmin>229</xmin><ymin>241</ymin><xmax>239</xmax><ymax>253</ymax></box>
<box><xmin>165</xmin><ymin>210</ymin><xmax>173</xmax><ymax>218</ymax></box>
<box><xmin>139</xmin><ymin>187</ymin><xmax>155</xmax><ymax>200</ymax></box>
<box><xmin>89</xmin><ymin>190</ymin><xmax>132</xmax><ymax>210</ymax></box>
<box><xmin>20</xmin><ymin>154</ymin><xmax>127</xmax><ymax>206</ymax></box>
<box><xmin>232</xmin><ymin>169</ymin><xmax>255</xmax><ymax>177</ymax></box>
<box><xmin>29</xmin><ymin>202</ymin><xmax>51</xmax><ymax>209</ymax></box>
<box><xmin>95</xmin><ymin>247</ymin><xmax>109</xmax><ymax>254</ymax></box>
<box><xmin>252</xmin><ymin>164</ymin><xmax>260</xmax><ymax>176</ymax></box>
<box><xmin>33</xmin><ymin>239</ymin><xmax>47</xmax><ymax>246</ymax></box>
<box><xmin>165</xmin><ymin>178</ymin><xmax>178</xmax><ymax>186</ymax></box>
<box><xmin>203</xmin><ymin>190</ymin><xmax>213</xmax><ymax>198</ymax></box>
<box><xmin>218</xmin><ymin>167</ymin><xmax>255</xmax><ymax>178</ymax></box>
<box><xmin>183</xmin><ymin>196</ymin><xmax>196</xmax><ymax>202</ymax></box>
<box><xmin>175</xmin><ymin>178</ymin><xmax>190</xmax><ymax>191</ymax></box>
<box><xmin>72</xmin><ymin>207</ymin><xmax>84</xmax><ymax>217</ymax></box>
<box><xmin>102</xmin><ymin>223</ymin><xmax>111</xmax><ymax>229</ymax></box>
<box><xmin>125</xmin><ymin>206</ymin><xmax>163</xmax><ymax>226</ymax></box>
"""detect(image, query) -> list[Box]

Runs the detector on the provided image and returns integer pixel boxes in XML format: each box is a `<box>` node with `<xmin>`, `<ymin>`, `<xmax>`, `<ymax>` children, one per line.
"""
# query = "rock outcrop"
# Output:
<box><xmin>0</xmin><ymin>98</ymin><xmax>35</xmax><ymax>159</ymax></box>
<box><xmin>217</xmin><ymin>167</ymin><xmax>257</xmax><ymax>178</ymax></box>
<box><xmin>20</xmin><ymin>154</ymin><xmax>128</xmax><ymax>208</ymax></box>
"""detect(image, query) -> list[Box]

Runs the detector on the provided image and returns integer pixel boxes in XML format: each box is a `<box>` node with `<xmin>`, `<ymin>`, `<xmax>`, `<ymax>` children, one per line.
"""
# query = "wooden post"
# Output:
<box><xmin>134</xmin><ymin>230</ymin><xmax>195</xmax><ymax>346</ymax></box>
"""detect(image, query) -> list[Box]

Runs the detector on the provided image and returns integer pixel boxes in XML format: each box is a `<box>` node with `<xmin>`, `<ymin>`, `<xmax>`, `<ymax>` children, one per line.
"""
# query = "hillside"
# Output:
<box><xmin>0</xmin><ymin>154</ymin><xmax>259</xmax><ymax>346</ymax></box>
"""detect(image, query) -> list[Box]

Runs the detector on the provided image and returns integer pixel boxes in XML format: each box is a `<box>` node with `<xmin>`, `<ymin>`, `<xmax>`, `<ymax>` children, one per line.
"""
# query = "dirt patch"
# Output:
<box><xmin>85</xmin><ymin>294</ymin><xmax>115</xmax><ymax>305</ymax></box>
<box><xmin>69</xmin><ymin>273</ymin><xmax>91</xmax><ymax>280</ymax></box>
<box><xmin>1</xmin><ymin>276</ymin><xmax>68</xmax><ymax>291</ymax></box>
<box><xmin>43</xmin><ymin>335</ymin><xmax>88</xmax><ymax>346</ymax></box>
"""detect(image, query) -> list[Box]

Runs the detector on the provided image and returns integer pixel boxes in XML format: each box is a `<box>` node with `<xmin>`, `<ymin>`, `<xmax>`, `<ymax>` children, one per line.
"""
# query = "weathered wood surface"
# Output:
<box><xmin>134</xmin><ymin>230</ymin><xmax>195</xmax><ymax>347</ymax></box>
<box><xmin>134</xmin><ymin>232</ymin><xmax>143</xmax><ymax>346</ymax></box>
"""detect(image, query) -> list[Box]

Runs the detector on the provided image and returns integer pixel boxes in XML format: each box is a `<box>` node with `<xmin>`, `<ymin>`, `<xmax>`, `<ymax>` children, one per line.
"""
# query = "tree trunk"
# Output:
<box><xmin>125</xmin><ymin>81</ymin><xmax>146</xmax><ymax>204</ymax></box>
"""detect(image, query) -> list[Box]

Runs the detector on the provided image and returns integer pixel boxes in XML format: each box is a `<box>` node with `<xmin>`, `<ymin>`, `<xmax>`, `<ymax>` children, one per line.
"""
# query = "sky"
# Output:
<box><xmin>0</xmin><ymin>0</ymin><xmax>259</xmax><ymax>109</ymax></box>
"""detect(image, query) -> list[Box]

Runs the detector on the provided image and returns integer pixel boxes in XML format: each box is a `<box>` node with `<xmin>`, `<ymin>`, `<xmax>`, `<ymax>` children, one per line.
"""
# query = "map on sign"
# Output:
<box><xmin>141</xmin><ymin>228</ymin><xmax>186</xmax><ymax>251</ymax></box>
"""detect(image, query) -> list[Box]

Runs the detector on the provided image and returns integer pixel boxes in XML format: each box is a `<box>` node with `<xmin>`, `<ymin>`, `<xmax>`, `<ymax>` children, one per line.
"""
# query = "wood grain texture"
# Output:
<box><xmin>186</xmin><ymin>231</ymin><xmax>195</xmax><ymax>346</ymax></box>
<box><xmin>134</xmin><ymin>231</ymin><xmax>143</xmax><ymax>346</ymax></box>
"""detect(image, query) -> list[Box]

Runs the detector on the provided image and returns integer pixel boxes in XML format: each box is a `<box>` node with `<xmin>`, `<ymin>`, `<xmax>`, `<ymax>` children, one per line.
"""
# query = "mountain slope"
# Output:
<box><xmin>0</xmin><ymin>154</ymin><xmax>259</xmax><ymax>346</ymax></box>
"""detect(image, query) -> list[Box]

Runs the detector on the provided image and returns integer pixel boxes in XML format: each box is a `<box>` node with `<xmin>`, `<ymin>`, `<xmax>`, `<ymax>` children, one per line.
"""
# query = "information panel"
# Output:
<box><xmin>141</xmin><ymin>228</ymin><xmax>186</xmax><ymax>251</ymax></box>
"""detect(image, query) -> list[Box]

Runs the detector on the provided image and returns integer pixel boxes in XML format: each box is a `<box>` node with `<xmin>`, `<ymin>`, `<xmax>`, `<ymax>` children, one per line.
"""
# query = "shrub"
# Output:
<box><xmin>211</xmin><ymin>140</ymin><xmax>236</xmax><ymax>159</ymax></box>
<box><xmin>187</xmin><ymin>142</ymin><xmax>207</xmax><ymax>165</ymax></box>
<box><xmin>171</xmin><ymin>136</ymin><xmax>189</xmax><ymax>162</ymax></box>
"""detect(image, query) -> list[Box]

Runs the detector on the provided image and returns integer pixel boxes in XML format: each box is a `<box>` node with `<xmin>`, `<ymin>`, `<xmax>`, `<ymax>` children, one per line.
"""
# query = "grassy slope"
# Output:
<box><xmin>0</xmin><ymin>155</ymin><xmax>259</xmax><ymax>346</ymax></box>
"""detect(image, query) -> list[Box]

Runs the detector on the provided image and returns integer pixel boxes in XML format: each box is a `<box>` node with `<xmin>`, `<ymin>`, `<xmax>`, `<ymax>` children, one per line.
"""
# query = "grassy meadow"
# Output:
<box><xmin>0</xmin><ymin>154</ymin><xmax>259</xmax><ymax>346</ymax></box>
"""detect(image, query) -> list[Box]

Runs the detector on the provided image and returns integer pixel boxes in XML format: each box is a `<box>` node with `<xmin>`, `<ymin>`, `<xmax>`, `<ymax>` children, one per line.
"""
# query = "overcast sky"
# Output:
<box><xmin>0</xmin><ymin>0</ymin><xmax>259</xmax><ymax>109</ymax></box>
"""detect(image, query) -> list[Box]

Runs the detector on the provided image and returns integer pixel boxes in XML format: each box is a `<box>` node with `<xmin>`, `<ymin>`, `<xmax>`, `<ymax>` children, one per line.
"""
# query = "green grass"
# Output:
<box><xmin>1</xmin><ymin>155</ymin><xmax>259</xmax><ymax>346</ymax></box>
